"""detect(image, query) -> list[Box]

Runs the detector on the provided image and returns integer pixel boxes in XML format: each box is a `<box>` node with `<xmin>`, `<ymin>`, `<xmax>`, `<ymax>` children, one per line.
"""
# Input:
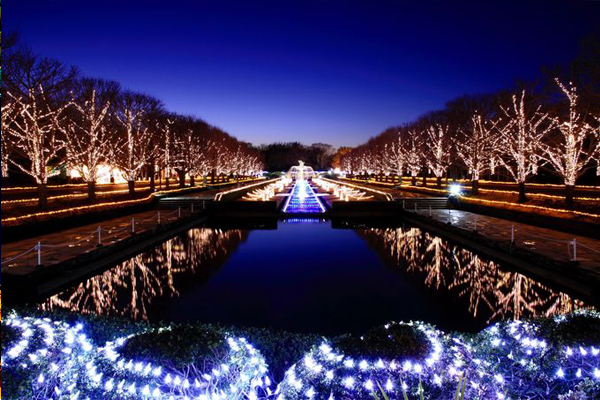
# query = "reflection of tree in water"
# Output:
<box><xmin>41</xmin><ymin>228</ymin><xmax>247</xmax><ymax>320</ymax></box>
<box><xmin>358</xmin><ymin>227</ymin><xmax>583</xmax><ymax>323</ymax></box>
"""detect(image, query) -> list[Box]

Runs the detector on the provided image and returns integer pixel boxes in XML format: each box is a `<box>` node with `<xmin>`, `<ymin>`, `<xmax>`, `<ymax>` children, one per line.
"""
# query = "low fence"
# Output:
<box><xmin>1</xmin><ymin>207</ymin><xmax>197</xmax><ymax>269</ymax></box>
<box><xmin>404</xmin><ymin>207</ymin><xmax>600</xmax><ymax>264</ymax></box>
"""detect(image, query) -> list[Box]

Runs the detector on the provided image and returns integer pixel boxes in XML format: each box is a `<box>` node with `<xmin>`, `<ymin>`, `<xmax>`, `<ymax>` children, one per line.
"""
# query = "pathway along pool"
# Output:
<box><xmin>40</xmin><ymin>219</ymin><xmax>586</xmax><ymax>335</ymax></box>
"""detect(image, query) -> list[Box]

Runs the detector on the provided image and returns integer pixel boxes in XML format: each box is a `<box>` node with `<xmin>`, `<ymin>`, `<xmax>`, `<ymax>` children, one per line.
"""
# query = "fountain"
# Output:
<box><xmin>286</xmin><ymin>160</ymin><xmax>315</xmax><ymax>181</ymax></box>
<box><xmin>283</xmin><ymin>161</ymin><xmax>325</xmax><ymax>213</ymax></box>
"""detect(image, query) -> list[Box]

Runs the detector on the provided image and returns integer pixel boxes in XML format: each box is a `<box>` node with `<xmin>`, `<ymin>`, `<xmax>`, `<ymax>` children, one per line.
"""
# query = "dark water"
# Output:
<box><xmin>41</xmin><ymin>219</ymin><xmax>583</xmax><ymax>335</ymax></box>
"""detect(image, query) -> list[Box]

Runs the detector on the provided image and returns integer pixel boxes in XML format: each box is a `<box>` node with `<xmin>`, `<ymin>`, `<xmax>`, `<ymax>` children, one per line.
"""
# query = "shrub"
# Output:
<box><xmin>1</xmin><ymin>324</ymin><xmax>19</xmax><ymax>353</ymax></box>
<box><xmin>119</xmin><ymin>325</ymin><xmax>226</xmax><ymax>370</ymax></box>
<box><xmin>333</xmin><ymin>323</ymin><xmax>429</xmax><ymax>360</ymax></box>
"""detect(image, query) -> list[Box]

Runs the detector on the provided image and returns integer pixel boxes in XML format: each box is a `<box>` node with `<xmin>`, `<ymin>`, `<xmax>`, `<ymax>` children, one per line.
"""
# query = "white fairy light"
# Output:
<box><xmin>539</xmin><ymin>79</ymin><xmax>600</xmax><ymax>205</ymax></box>
<box><xmin>497</xmin><ymin>90</ymin><xmax>553</xmax><ymax>201</ymax></box>
<box><xmin>343</xmin><ymin>376</ymin><xmax>354</xmax><ymax>388</ymax></box>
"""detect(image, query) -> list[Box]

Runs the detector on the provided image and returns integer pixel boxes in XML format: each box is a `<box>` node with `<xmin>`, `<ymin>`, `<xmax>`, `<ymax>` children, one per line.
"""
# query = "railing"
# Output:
<box><xmin>404</xmin><ymin>205</ymin><xmax>599</xmax><ymax>263</ymax></box>
<box><xmin>1</xmin><ymin>206</ymin><xmax>199</xmax><ymax>268</ymax></box>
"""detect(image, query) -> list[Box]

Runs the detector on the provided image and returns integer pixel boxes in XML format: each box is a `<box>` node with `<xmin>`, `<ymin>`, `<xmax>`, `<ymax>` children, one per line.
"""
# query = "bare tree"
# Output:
<box><xmin>406</xmin><ymin>130</ymin><xmax>423</xmax><ymax>186</ymax></box>
<box><xmin>157</xmin><ymin>117</ymin><xmax>175</xmax><ymax>189</ymax></box>
<box><xmin>544</xmin><ymin>79</ymin><xmax>599</xmax><ymax>207</ymax></box>
<box><xmin>113</xmin><ymin>93</ymin><xmax>158</xmax><ymax>197</ymax></box>
<box><xmin>6</xmin><ymin>87</ymin><xmax>70</xmax><ymax>208</ymax></box>
<box><xmin>455</xmin><ymin>113</ymin><xmax>499</xmax><ymax>194</ymax></box>
<box><xmin>540</xmin><ymin>79</ymin><xmax>599</xmax><ymax>208</ymax></box>
<box><xmin>384</xmin><ymin>132</ymin><xmax>406</xmax><ymax>181</ymax></box>
<box><xmin>1</xmin><ymin>97</ymin><xmax>18</xmax><ymax>179</ymax></box>
<box><xmin>2</xmin><ymin>45</ymin><xmax>78</xmax><ymax>101</ymax></box>
<box><xmin>59</xmin><ymin>82</ymin><xmax>114</xmax><ymax>201</ymax></box>
<box><xmin>172</xmin><ymin>120</ymin><xmax>202</xmax><ymax>187</ymax></box>
<box><xmin>497</xmin><ymin>91</ymin><xmax>554</xmax><ymax>202</ymax></box>
<box><xmin>425</xmin><ymin>124</ymin><xmax>452</xmax><ymax>187</ymax></box>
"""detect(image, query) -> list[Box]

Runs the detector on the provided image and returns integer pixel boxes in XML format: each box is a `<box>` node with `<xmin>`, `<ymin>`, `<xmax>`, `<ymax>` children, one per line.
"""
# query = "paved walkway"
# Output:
<box><xmin>1</xmin><ymin>208</ymin><xmax>194</xmax><ymax>274</ymax></box>
<box><xmin>1</xmin><ymin>181</ymin><xmax>261</xmax><ymax>274</ymax></box>
<box><xmin>413</xmin><ymin>208</ymin><xmax>600</xmax><ymax>271</ymax></box>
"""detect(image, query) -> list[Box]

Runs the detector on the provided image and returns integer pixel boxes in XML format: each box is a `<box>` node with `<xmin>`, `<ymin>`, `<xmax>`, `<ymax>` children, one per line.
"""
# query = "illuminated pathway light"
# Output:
<box><xmin>283</xmin><ymin>180</ymin><xmax>326</xmax><ymax>213</ymax></box>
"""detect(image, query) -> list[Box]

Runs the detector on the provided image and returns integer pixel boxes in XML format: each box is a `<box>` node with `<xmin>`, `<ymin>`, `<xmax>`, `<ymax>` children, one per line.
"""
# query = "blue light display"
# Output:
<box><xmin>283</xmin><ymin>180</ymin><xmax>325</xmax><ymax>214</ymax></box>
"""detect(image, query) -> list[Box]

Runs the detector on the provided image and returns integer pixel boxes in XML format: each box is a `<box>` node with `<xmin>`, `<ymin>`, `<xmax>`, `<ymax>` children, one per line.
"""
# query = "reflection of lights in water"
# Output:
<box><xmin>41</xmin><ymin>228</ymin><xmax>245</xmax><ymax>321</ymax></box>
<box><xmin>41</xmin><ymin>223</ymin><xmax>586</xmax><ymax>326</ymax></box>
<box><xmin>359</xmin><ymin>227</ymin><xmax>585</xmax><ymax>323</ymax></box>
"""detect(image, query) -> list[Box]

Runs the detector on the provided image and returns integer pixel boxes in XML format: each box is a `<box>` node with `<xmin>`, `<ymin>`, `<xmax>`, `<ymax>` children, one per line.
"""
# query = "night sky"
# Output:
<box><xmin>5</xmin><ymin>0</ymin><xmax>599</xmax><ymax>147</ymax></box>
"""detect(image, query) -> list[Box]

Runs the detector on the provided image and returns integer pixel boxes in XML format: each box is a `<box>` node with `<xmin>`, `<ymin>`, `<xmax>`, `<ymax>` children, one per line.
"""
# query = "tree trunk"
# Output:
<box><xmin>87</xmin><ymin>181</ymin><xmax>96</xmax><ymax>202</ymax></box>
<box><xmin>411</xmin><ymin>176</ymin><xmax>416</xmax><ymax>186</ymax></box>
<box><xmin>471</xmin><ymin>179</ymin><xmax>479</xmax><ymax>195</ymax></box>
<box><xmin>422</xmin><ymin>174</ymin><xmax>427</xmax><ymax>187</ymax></box>
<box><xmin>38</xmin><ymin>183</ymin><xmax>48</xmax><ymax>209</ymax></box>
<box><xmin>149</xmin><ymin>169</ymin><xmax>155</xmax><ymax>192</ymax></box>
<box><xmin>436</xmin><ymin>176</ymin><xmax>442</xmax><ymax>188</ymax></box>
<box><xmin>165</xmin><ymin>172</ymin><xmax>170</xmax><ymax>189</ymax></box>
<box><xmin>518</xmin><ymin>181</ymin><xmax>527</xmax><ymax>203</ymax></box>
<box><xmin>565</xmin><ymin>184</ymin><xmax>575</xmax><ymax>210</ymax></box>
<box><xmin>148</xmin><ymin>157</ymin><xmax>156</xmax><ymax>192</ymax></box>
<box><xmin>128</xmin><ymin>180</ymin><xmax>135</xmax><ymax>198</ymax></box>
<box><xmin>178</xmin><ymin>170</ymin><xmax>186</xmax><ymax>188</ymax></box>
<box><xmin>190</xmin><ymin>175</ymin><xmax>195</xmax><ymax>187</ymax></box>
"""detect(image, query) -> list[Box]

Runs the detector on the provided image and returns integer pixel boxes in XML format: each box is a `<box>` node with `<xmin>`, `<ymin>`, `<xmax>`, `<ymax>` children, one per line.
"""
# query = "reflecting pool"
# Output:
<box><xmin>41</xmin><ymin>219</ymin><xmax>585</xmax><ymax>335</ymax></box>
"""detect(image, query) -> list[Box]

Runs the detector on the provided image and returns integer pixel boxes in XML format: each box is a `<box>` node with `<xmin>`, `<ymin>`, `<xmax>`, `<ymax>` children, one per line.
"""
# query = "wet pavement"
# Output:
<box><xmin>413</xmin><ymin>208</ymin><xmax>600</xmax><ymax>271</ymax></box>
<box><xmin>1</xmin><ymin>208</ymin><xmax>195</xmax><ymax>274</ymax></box>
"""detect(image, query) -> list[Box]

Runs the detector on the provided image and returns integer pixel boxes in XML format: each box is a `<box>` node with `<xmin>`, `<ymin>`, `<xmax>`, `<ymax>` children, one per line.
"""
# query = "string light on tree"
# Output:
<box><xmin>540</xmin><ymin>79</ymin><xmax>600</xmax><ymax>209</ymax></box>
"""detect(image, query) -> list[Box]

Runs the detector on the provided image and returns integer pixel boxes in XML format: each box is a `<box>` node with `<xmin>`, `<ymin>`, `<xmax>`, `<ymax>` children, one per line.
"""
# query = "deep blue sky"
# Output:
<box><xmin>5</xmin><ymin>1</ymin><xmax>599</xmax><ymax>147</ymax></box>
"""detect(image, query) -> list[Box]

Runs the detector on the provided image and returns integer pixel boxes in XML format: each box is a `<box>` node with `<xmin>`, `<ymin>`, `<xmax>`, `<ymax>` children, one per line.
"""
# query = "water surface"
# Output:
<box><xmin>42</xmin><ymin>219</ymin><xmax>583</xmax><ymax>335</ymax></box>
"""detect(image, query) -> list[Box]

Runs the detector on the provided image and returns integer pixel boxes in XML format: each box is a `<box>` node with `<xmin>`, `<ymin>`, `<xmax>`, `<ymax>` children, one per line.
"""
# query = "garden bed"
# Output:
<box><xmin>2</xmin><ymin>307</ymin><xmax>599</xmax><ymax>399</ymax></box>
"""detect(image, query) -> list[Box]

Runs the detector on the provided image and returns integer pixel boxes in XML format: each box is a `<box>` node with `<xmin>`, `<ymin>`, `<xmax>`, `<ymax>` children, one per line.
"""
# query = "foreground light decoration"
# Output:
<box><xmin>3</xmin><ymin>311</ymin><xmax>599</xmax><ymax>399</ymax></box>
<box><xmin>96</xmin><ymin>333</ymin><xmax>271</xmax><ymax>399</ymax></box>
<box><xmin>2</xmin><ymin>312</ymin><xmax>271</xmax><ymax>399</ymax></box>
<box><xmin>276</xmin><ymin>321</ymin><xmax>447</xmax><ymax>399</ymax></box>
<box><xmin>275</xmin><ymin>314</ymin><xmax>600</xmax><ymax>399</ymax></box>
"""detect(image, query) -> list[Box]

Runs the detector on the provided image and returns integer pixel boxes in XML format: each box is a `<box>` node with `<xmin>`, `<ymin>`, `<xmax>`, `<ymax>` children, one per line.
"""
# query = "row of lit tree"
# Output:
<box><xmin>339</xmin><ymin>79</ymin><xmax>599</xmax><ymax>208</ymax></box>
<box><xmin>1</xmin><ymin>37</ymin><xmax>263</xmax><ymax>208</ymax></box>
